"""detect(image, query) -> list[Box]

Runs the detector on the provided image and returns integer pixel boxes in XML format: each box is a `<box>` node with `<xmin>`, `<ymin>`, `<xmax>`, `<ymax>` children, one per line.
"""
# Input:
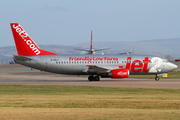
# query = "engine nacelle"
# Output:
<box><xmin>109</xmin><ymin>68</ymin><xmax>129</xmax><ymax>79</ymax></box>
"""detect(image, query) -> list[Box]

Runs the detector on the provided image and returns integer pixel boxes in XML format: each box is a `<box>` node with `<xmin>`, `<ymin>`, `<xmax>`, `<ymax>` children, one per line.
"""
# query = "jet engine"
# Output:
<box><xmin>109</xmin><ymin>68</ymin><xmax>129</xmax><ymax>78</ymax></box>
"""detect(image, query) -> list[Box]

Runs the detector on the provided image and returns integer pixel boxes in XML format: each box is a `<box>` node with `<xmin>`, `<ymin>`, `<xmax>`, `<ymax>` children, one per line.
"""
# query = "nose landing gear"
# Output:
<box><xmin>88</xmin><ymin>76</ymin><xmax>100</xmax><ymax>81</ymax></box>
<box><xmin>155</xmin><ymin>75</ymin><xmax>159</xmax><ymax>81</ymax></box>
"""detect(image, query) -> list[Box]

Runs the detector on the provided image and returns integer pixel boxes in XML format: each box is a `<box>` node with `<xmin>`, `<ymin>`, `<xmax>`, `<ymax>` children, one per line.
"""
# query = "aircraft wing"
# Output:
<box><xmin>119</xmin><ymin>52</ymin><xmax>132</xmax><ymax>55</ymax></box>
<box><xmin>93</xmin><ymin>48</ymin><xmax>110</xmax><ymax>51</ymax></box>
<box><xmin>74</xmin><ymin>48</ymin><xmax>91</xmax><ymax>52</ymax></box>
<box><xmin>119</xmin><ymin>47</ymin><xmax>135</xmax><ymax>55</ymax></box>
<box><xmin>75</xmin><ymin>48</ymin><xmax>110</xmax><ymax>52</ymax></box>
<box><xmin>13</xmin><ymin>55</ymin><xmax>32</xmax><ymax>61</ymax></box>
<box><xmin>84</xmin><ymin>65</ymin><xmax>116</xmax><ymax>74</ymax></box>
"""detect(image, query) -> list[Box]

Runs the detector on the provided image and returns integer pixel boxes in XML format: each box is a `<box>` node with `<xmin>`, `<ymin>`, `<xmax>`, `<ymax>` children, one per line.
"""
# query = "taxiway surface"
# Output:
<box><xmin>0</xmin><ymin>68</ymin><xmax>180</xmax><ymax>88</ymax></box>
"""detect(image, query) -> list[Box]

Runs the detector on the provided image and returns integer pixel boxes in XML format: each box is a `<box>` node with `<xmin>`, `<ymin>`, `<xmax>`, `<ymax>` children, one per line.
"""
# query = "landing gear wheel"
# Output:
<box><xmin>94</xmin><ymin>76</ymin><xmax>100</xmax><ymax>81</ymax></box>
<box><xmin>155</xmin><ymin>77</ymin><xmax>159</xmax><ymax>81</ymax></box>
<box><xmin>88</xmin><ymin>76</ymin><xmax>94</xmax><ymax>81</ymax></box>
<box><xmin>88</xmin><ymin>76</ymin><xmax>100</xmax><ymax>81</ymax></box>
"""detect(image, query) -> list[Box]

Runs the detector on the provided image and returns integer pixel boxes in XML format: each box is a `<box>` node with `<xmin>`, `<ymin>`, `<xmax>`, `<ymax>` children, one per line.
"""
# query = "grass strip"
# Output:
<box><xmin>0</xmin><ymin>85</ymin><xmax>180</xmax><ymax>120</ymax></box>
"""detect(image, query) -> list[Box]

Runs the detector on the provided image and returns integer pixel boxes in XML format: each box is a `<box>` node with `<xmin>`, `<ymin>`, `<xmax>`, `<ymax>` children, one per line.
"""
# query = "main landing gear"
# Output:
<box><xmin>88</xmin><ymin>76</ymin><xmax>100</xmax><ymax>81</ymax></box>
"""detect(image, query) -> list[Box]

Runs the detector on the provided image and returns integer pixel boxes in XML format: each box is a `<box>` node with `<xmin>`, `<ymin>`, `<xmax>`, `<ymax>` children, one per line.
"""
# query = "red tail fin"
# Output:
<box><xmin>90</xmin><ymin>30</ymin><xmax>93</xmax><ymax>50</ymax></box>
<box><xmin>10</xmin><ymin>23</ymin><xmax>57</xmax><ymax>56</ymax></box>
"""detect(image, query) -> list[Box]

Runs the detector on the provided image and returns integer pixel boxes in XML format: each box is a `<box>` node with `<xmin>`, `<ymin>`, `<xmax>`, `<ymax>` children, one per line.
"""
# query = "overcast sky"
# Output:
<box><xmin>0</xmin><ymin>0</ymin><xmax>180</xmax><ymax>47</ymax></box>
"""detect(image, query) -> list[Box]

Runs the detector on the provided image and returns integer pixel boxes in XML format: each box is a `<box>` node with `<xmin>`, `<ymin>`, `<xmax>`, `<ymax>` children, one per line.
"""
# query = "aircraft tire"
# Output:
<box><xmin>155</xmin><ymin>77</ymin><xmax>159</xmax><ymax>81</ymax></box>
<box><xmin>94</xmin><ymin>76</ymin><xmax>100</xmax><ymax>81</ymax></box>
<box><xmin>88</xmin><ymin>76</ymin><xmax>94</xmax><ymax>81</ymax></box>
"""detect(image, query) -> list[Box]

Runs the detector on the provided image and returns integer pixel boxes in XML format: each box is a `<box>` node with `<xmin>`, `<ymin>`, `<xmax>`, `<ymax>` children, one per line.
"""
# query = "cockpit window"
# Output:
<box><xmin>162</xmin><ymin>59</ymin><xmax>169</xmax><ymax>62</ymax></box>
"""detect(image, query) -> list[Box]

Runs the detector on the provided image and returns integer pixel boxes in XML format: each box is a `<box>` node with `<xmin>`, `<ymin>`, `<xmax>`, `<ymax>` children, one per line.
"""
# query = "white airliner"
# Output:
<box><xmin>10</xmin><ymin>23</ymin><xmax>177</xmax><ymax>81</ymax></box>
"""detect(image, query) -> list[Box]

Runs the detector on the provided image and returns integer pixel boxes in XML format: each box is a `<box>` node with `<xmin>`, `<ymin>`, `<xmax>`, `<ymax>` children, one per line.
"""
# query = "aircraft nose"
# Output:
<box><xmin>163</xmin><ymin>62</ymin><xmax>178</xmax><ymax>72</ymax></box>
<box><xmin>169</xmin><ymin>63</ymin><xmax>178</xmax><ymax>71</ymax></box>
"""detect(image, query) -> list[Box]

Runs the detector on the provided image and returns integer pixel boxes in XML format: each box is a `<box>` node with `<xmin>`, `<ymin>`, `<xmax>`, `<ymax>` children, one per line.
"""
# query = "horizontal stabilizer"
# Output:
<box><xmin>74</xmin><ymin>48</ymin><xmax>110</xmax><ymax>54</ymax></box>
<box><xmin>13</xmin><ymin>55</ymin><xmax>32</xmax><ymax>61</ymax></box>
<box><xmin>119</xmin><ymin>47</ymin><xmax>135</xmax><ymax>55</ymax></box>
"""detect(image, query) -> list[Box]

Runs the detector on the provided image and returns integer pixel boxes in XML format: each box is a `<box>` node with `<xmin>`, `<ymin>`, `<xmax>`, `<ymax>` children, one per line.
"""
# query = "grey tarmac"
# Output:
<box><xmin>0</xmin><ymin>69</ymin><xmax>180</xmax><ymax>88</ymax></box>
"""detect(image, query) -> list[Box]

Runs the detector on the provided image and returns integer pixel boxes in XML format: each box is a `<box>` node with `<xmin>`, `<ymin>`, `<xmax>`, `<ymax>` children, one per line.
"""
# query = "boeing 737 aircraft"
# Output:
<box><xmin>10</xmin><ymin>23</ymin><xmax>177</xmax><ymax>81</ymax></box>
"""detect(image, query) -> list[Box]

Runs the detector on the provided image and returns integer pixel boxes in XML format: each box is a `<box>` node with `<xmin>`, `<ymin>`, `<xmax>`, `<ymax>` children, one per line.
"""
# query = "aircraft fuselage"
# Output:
<box><xmin>14</xmin><ymin>54</ymin><xmax>177</xmax><ymax>75</ymax></box>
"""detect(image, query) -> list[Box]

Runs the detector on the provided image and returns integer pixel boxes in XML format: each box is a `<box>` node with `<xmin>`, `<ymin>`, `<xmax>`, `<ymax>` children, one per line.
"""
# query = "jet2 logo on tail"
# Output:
<box><xmin>13</xmin><ymin>25</ymin><xmax>28</xmax><ymax>39</ymax></box>
<box><xmin>12</xmin><ymin>24</ymin><xmax>41</xmax><ymax>55</ymax></box>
